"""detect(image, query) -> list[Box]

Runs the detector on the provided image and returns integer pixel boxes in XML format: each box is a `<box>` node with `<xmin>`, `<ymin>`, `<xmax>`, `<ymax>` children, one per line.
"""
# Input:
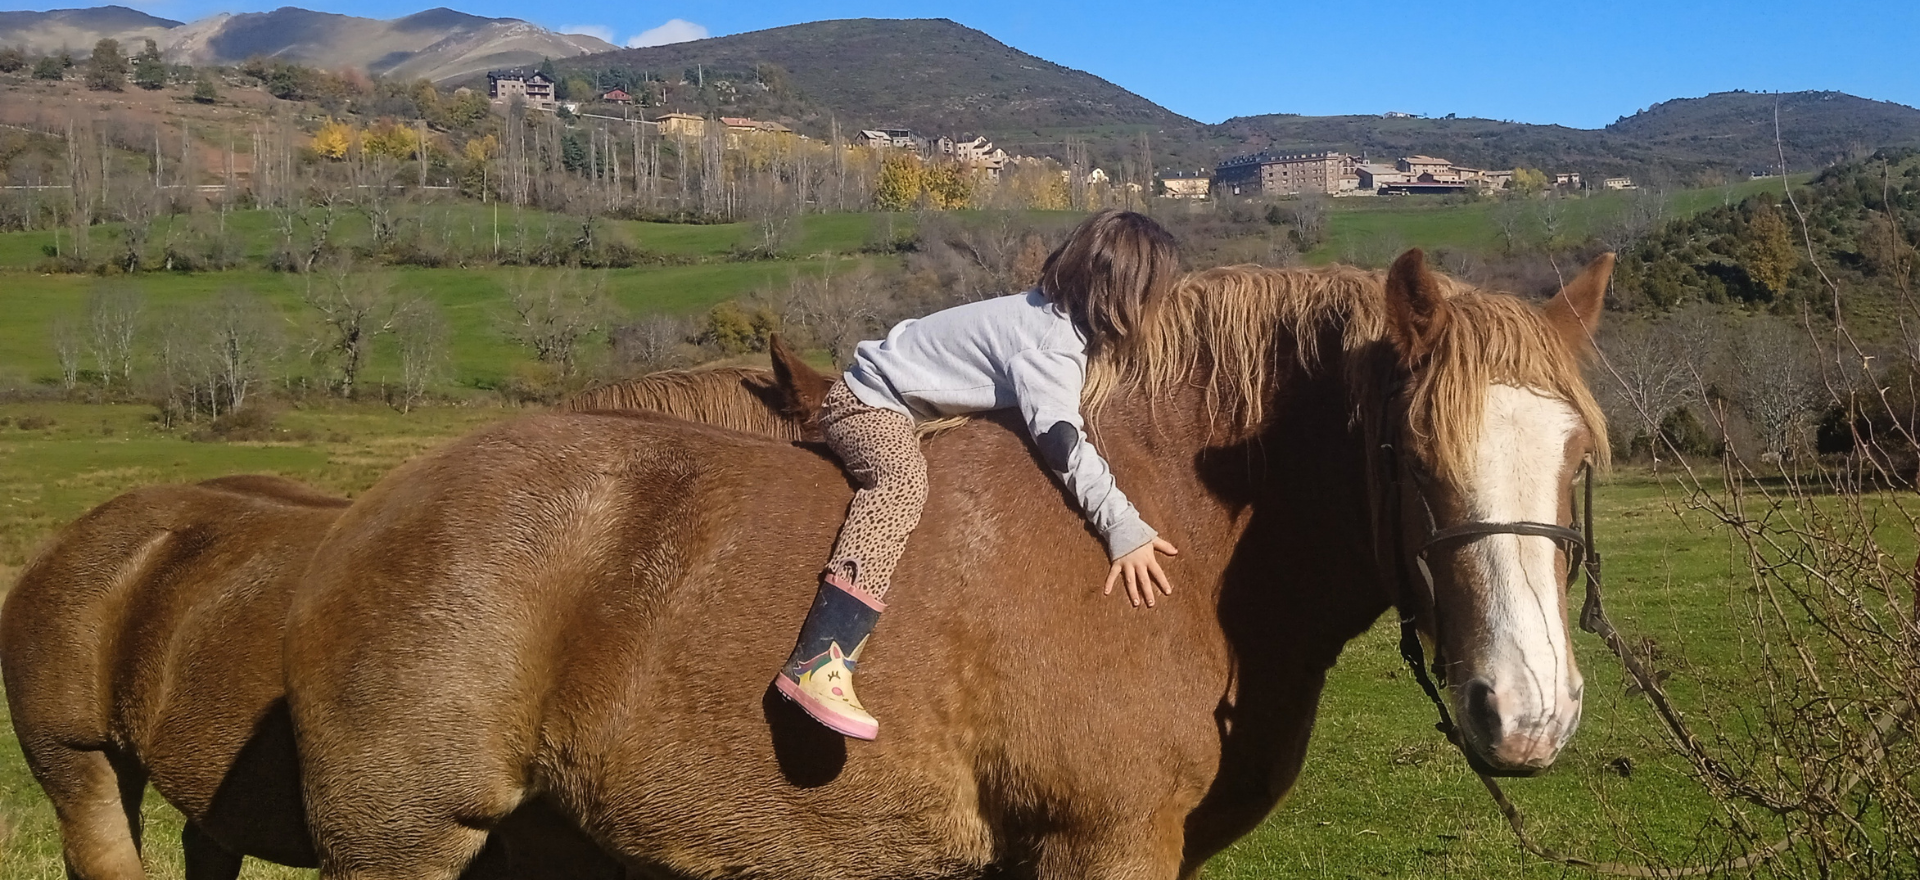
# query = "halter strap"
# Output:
<box><xmin>1422</xmin><ymin>520</ymin><xmax>1586</xmax><ymax>551</ymax></box>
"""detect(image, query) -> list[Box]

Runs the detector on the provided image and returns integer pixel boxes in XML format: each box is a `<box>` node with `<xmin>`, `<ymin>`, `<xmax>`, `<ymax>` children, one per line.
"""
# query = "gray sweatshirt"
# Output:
<box><xmin>844</xmin><ymin>289</ymin><xmax>1157</xmax><ymax>560</ymax></box>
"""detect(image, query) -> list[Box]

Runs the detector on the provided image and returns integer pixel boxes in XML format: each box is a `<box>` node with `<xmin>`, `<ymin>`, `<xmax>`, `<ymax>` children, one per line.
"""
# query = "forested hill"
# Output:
<box><xmin>1607</xmin><ymin>91</ymin><xmax>1920</xmax><ymax>172</ymax></box>
<box><xmin>1218</xmin><ymin>91</ymin><xmax>1920</xmax><ymax>182</ymax></box>
<box><xmin>552</xmin><ymin>18</ymin><xmax>1223</xmax><ymax>169</ymax></box>
<box><xmin>1613</xmin><ymin>149</ymin><xmax>1920</xmax><ymax>323</ymax></box>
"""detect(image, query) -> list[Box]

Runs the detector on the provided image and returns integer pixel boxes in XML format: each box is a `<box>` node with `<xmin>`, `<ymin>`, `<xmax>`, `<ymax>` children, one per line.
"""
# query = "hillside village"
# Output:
<box><xmin>489</xmin><ymin>69</ymin><xmax>1633</xmax><ymax>200</ymax></box>
<box><xmin>1166</xmin><ymin>146</ymin><xmax>1635</xmax><ymax>200</ymax></box>
<box><xmin>491</xmin><ymin>67</ymin><xmax>1034</xmax><ymax>182</ymax></box>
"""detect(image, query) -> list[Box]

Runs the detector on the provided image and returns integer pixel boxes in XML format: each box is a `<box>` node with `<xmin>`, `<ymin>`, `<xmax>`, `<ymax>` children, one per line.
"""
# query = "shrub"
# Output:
<box><xmin>186</xmin><ymin>405</ymin><xmax>283</xmax><ymax>442</ymax></box>
<box><xmin>697</xmin><ymin>301</ymin><xmax>778</xmax><ymax>355</ymax></box>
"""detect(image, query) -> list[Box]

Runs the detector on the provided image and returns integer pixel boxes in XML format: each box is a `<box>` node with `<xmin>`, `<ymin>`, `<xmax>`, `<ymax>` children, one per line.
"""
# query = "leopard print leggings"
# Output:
<box><xmin>820</xmin><ymin>380</ymin><xmax>928</xmax><ymax>601</ymax></box>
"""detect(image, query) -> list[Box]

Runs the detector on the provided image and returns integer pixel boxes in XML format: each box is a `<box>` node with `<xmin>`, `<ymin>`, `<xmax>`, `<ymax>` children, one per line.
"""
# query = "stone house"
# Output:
<box><xmin>1159</xmin><ymin>171</ymin><xmax>1211</xmax><ymax>199</ymax></box>
<box><xmin>655</xmin><ymin>112</ymin><xmax>707</xmax><ymax>138</ymax></box>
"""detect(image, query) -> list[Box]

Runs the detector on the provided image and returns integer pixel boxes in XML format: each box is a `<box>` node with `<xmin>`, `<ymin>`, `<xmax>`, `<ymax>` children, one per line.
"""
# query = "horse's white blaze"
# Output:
<box><xmin>1457</xmin><ymin>384</ymin><xmax>1584</xmax><ymax>766</ymax></box>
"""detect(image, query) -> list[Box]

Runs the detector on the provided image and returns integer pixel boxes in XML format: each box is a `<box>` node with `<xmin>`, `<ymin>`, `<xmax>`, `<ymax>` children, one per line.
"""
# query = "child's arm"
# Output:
<box><xmin>1009</xmin><ymin>348</ymin><xmax>1178</xmax><ymax>606</ymax></box>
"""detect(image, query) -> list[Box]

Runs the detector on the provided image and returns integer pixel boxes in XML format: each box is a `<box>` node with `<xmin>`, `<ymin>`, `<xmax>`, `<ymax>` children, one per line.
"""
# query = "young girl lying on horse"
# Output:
<box><xmin>776</xmin><ymin>210</ymin><xmax>1183</xmax><ymax>740</ymax></box>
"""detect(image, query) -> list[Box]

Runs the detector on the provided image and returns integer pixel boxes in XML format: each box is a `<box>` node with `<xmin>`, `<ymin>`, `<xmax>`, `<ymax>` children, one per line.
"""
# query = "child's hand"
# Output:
<box><xmin>1103</xmin><ymin>538</ymin><xmax>1179</xmax><ymax>608</ymax></box>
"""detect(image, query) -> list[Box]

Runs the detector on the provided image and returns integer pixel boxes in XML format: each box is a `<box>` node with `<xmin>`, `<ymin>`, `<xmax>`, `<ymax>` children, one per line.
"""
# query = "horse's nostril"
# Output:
<box><xmin>1462</xmin><ymin>677</ymin><xmax>1500</xmax><ymax>743</ymax></box>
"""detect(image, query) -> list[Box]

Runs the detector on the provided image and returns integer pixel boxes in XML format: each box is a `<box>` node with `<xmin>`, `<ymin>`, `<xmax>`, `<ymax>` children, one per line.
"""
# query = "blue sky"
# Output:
<box><xmin>10</xmin><ymin>0</ymin><xmax>1918</xmax><ymax>128</ymax></box>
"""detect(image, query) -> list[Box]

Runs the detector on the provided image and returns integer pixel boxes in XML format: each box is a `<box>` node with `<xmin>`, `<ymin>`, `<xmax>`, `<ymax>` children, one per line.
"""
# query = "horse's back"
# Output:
<box><xmin>2</xmin><ymin>476</ymin><xmax>340</xmax><ymax>865</ymax></box>
<box><xmin>286</xmin><ymin>411</ymin><xmax>1021</xmax><ymax>876</ymax></box>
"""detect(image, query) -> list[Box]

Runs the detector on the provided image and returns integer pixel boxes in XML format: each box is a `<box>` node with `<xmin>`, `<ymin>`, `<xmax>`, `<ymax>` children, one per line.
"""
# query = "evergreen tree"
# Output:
<box><xmin>192</xmin><ymin>73</ymin><xmax>218</xmax><ymax>103</ymax></box>
<box><xmin>561</xmin><ymin>131</ymin><xmax>587</xmax><ymax>173</ymax></box>
<box><xmin>32</xmin><ymin>54</ymin><xmax>63</xmax><ymax>80</ymax></box>
<box><xmin>131</xmin><ymin>39</ymin><xmax>165</xmax><ymax>90</ymax></box>
<box><xmin>85</xmin><ymin>38</ymin><xmax>127</xmax><ymax>91</ymax></box>
<box><xmin>0</xmin><ymin>47</ymin><xmax>26</xmax><ymax>73</ymax></box>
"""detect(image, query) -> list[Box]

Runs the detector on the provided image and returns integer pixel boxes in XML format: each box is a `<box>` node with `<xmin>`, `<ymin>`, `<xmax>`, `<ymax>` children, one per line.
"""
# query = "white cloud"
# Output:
<box><xmin>626</xmin><ymin>19</ymin><xmax>709</xmax><ymax>48</ymax></box>
<box><xmin>558</xmin><ymin>24</ymin><xmax>616</xmax><ymax>44</ymax></box>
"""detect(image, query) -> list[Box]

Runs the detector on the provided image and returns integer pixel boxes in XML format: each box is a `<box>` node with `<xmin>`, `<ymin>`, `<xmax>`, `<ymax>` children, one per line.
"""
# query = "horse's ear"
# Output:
<box><xmin>768</xmin><ymin>334</ymin><xmax>833</xmax><ymax>419</ymax></box>
<box><xmin>1543</xmin><ymin>252</ymin><xmax>1613</xmax><ymax>357</ymax></box>
<box><xmin>1384</xmin><ymin>248</ymin><xmax>1451</xmax><ymax>367</ymax></box>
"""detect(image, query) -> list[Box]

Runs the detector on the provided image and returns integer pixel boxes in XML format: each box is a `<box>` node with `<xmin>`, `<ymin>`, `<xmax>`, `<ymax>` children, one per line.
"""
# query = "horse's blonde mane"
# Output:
<box><xmin>562</xmin><ymin>368</ymin><xmax>808</xmax><ymax>441</ymax></box>
<box><xmin>1087</xmin><ymin>264</ymin><xmax>1609</xmax><ymax>481</ymax></box>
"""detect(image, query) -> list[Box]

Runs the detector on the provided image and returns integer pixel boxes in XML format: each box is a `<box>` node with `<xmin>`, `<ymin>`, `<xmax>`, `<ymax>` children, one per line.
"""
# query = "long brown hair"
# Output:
<box><xmin>1037</xmin><ymin>210</ymin><xmax>1181</xmax><ymax>357</ymax></box>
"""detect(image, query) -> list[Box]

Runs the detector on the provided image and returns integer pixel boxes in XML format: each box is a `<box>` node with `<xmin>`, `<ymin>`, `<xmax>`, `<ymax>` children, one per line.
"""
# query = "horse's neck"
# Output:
<box><xmin>1097</xmin><ymin>354</ymin><xmax>1388</xmax><ymax>619</ymax></box>
<box><xmin>1094</xmin><ymin>350</ymin><xmax>1395</xmax><ymax>822</ymax></box>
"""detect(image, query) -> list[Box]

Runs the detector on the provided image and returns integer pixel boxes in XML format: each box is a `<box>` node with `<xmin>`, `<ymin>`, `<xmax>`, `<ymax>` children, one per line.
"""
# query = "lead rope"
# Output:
<box><xmin>1400</xmin><ymin>468</ymin><xmax>1917</xmax><ymax>877</ymax></box>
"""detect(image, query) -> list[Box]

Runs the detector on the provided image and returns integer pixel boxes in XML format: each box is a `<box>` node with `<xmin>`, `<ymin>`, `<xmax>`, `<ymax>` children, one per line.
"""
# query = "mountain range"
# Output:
<box><xmin>4</xmin><ymin>6</ymin><xmax>1920</xmax><ymax>179</ymax></box>
<box><xmin>547</xmin><ymin>19</ymin><xmax>1920</xmax><ymax>179</ymax></box>
<box><xmin>0</xmin><ymin>5</ymin><xmax>613</xmax><ymax>82</ymax></box>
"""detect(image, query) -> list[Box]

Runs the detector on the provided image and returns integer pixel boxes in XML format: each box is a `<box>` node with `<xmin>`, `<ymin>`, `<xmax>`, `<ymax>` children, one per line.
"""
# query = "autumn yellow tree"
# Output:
<box><xmin>1003</xmin><ymin>161</ymin><xmax>1069</xmax><ymax>210</ymax></box>
<box><xmin>311</xmin><ymin>118</ymin><xmax>356</xmax><ymax>160</ymax></box>
<box><xmin>924</xmin><ymin>162</ymin><xmax>974</xmax><ymax>209</ymax></box>
<box><xmin>1743</xmin><ymin>202</ymin><xmax>1799</xmax><ymax>296</ymax></box>
<box><xmin>361</xmin><ymin>119</ymin><xmax>419</xmax><ymax>160</ymax></box>
<box><xmin>463</xmin><ymin>134</ymin><xmax>498</xmax><ymax>164</ymax></box>
<box><xmin>459</xmin><ymin>134</ymin><xmax>499</xmax><ymax>197</ymax></box>
<box><xmin>873</xmin><ymin>154</ymin><xmax>927</xmax><ymax>211</ymax></box>
<box><xmin>1509</xmin><ymin>167</ymin><xmax>1548</xmax><ymax>195</ymax></box>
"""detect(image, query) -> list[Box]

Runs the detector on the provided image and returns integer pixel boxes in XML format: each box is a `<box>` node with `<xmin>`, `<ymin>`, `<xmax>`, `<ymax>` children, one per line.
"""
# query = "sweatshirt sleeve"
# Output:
<box><xmin>1007</xmin><ymin>346</ymin><xmax>1158</xmax><ymax>560</ymax></box>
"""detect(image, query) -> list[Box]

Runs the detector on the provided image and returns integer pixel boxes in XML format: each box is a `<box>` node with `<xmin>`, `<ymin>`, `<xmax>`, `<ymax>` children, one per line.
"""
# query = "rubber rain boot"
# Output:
<box><xmin>774</xmin><ymin>574</ymin><xmax>883</xmax><ymax>740</ymax></box>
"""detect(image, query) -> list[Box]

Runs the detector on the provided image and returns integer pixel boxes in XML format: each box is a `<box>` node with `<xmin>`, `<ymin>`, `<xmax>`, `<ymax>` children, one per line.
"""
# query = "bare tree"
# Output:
<box><xmin>393</xmin><ymin>299</ymin><xmax>448</xmax><ymax>413</ymax></box>
<box><xmin>116</xmin><ymin>175</ymin><xmax>162</xmax><ymax>271</ymax></box>
<box><xmin>86</xmin><ymin>282</ymin><xmax>143</xmax><ymax>392</ymax></box>
<box><xmin>64</xmin><ymin>117</ymin><xmax>97</xmax><ymax>261</ymax></box>
<box><xmin>1598</xmin><ymin>316</ymin><xmax>1708</xmax><ymax>454</ymax></box>
<box><xmin>51</xmin><ymin>316</ymin><xmax>83</xmax><ymax>392</ymax></box>
<box><xmin>609</xmin><ymin>312</ymin><xmax>694</xmax><ymax>375</ymax></box>
<box><xmin>1492</xmin><ymin>195</ymin><xmax>1529</xmax><ymax>254</ymax></box>
<box><xmin>1290</xmin><ymin>193</ymin><xmax>1328</xmax><ymax>248</ymax></box>
<box><xmin>204</xmin><ymin>288</ymin><xmax>283</xmax><ymax>413</ymax></box>
<box><xmin>1727</xmin><ymin>315</ymin><xmax>1831</xmax><ymax>462</ymax></box>
<box><xmin>305</xmin><ymin>255</ymin><xmax>400</xmax><ymax>398</ymax></box>
<box><xmin>1536</xmin><ymin>193</ymin><xmax>1568</xmax><ymax>250</ymax></box>
<box><xmin>505</xmin><ymin>269</ymin><xmax>610</xmax><ymax>378</ymax></box>
<box><xmin>786</xmin><ymin>266</ymin><xmax>886</xmax><ymax>366</ymax></box>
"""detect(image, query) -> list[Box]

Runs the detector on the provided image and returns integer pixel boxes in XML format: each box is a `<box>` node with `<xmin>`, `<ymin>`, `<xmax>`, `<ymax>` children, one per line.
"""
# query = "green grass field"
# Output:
<box><xmin>0</xmin><ymin>400</ymin><xmax>1886</xmax><ymax>879</ymax></box>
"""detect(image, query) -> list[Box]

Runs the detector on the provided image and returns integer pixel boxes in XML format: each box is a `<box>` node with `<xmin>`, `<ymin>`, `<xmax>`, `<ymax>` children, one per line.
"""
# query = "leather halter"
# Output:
<box><xmin>1376</xmin><ymin>384</ymin><xmax>1599</xmax><ymax>777</ymax></box>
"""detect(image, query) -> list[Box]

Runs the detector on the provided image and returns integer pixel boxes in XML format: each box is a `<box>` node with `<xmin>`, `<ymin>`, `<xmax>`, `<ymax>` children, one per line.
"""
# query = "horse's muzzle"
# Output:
<box><xmin>1457</xmin><ymin>677</ymin><xmax>1583</xmax><ymax>777</ymax></box>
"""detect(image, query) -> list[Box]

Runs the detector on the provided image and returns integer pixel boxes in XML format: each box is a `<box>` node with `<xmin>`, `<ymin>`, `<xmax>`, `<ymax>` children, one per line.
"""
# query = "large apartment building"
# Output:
<box><xmin>1213</xmin><ymin>151</ymin><xmax>1357</xmax><ymax>196</ymax></box>
<box><xmin>486</xmin><ymin>69</ymin><xmax>556</xmax><ymax>110</ymax></box>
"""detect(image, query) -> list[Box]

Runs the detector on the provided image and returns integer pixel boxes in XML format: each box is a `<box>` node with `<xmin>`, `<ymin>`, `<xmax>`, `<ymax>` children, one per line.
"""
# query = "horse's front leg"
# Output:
<box><xmin>1035</xmin><ymin>808</ymin><xmax>1188</xmax><ymax>880</ymax></box>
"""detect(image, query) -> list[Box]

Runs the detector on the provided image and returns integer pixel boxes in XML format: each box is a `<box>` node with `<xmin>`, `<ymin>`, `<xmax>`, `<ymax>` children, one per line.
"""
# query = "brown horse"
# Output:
<box><xmin>1</xmin><ymin>346</ymin><xmax>831</xmax><ymax>880</ymax></box>
<box><xmin>283</xmin><ymin>250</ymin><xmax>1613</xmax><ymax>880</ymax></box>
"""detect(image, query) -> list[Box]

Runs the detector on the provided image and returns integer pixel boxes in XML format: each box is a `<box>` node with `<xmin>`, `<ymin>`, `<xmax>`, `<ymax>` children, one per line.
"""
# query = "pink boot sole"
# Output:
<box><xmin>775</xmin><ymin>676</ymin><xmax>879</xmax><ymax>740</ymax></box>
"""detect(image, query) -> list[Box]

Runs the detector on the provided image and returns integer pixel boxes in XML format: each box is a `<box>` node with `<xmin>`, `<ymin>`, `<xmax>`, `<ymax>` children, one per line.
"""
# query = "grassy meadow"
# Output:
<box><xmin>0</xmin><ymin>397</ymin><xmax>1889</xmax><ymax>879</ymax></box>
